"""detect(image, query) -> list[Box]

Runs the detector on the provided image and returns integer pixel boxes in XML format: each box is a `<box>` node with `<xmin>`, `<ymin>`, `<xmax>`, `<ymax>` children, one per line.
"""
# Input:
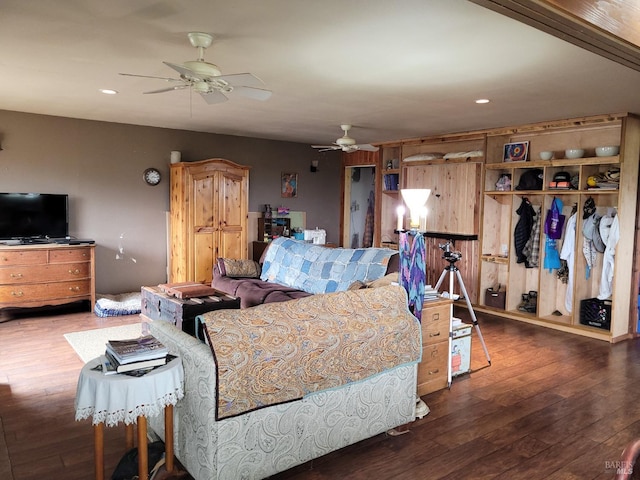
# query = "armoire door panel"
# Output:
<box><xmin>193</xmin><ymin>175</ymin><xmax>217</xmax><ymax>228</ymax></box>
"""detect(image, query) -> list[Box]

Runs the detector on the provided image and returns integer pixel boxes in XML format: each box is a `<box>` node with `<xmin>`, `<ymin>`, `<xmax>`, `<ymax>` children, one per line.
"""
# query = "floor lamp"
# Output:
<box><xmin>398</xmin><ymin>189</ymin><xmax>431</xmax><ymax>420</ymax></box>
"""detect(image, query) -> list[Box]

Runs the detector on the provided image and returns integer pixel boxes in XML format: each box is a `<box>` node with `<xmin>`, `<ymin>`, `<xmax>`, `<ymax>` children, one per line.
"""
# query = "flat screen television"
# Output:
<box><xmin>0</xmin><ymin>193</ymin><xmax>69</xmax><ymax>241</ymax></box>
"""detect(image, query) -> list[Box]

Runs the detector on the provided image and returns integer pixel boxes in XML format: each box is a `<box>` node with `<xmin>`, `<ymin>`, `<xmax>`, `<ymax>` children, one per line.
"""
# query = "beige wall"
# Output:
<box><xmin>0</xmin><ymin>110</ymin><xmax>341</xmax><ymax>294</ymax></box>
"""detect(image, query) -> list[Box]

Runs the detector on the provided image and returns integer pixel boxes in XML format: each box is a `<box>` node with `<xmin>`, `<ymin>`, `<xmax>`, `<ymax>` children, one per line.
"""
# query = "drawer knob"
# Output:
<box><xmin>11</xmin><ymin>291</ymin><xmax>24</xmax><ymax>297</ymax></box>
<box><xmin>10</xmin><ymin>273</ymin><xmax>23</xmax><ymax>279</ymax></box>
<box><xmin>429</xmin><ymin>332</ymin><xmax>441</xmax><ymax>337</ymax></box>
<box><xmin>69</xmin><ymin>286</ymin><xmax>80</xmax><ymax>292</ymax></box>
<box><xmin>69</xmin><ymin>269</ymin><xmax>80</xmax><ymax>275</ymax></box>
<box><xmin>429</xmin><ymin>368</ymin><xmax>440</xmax><ymax>375</ymax></box>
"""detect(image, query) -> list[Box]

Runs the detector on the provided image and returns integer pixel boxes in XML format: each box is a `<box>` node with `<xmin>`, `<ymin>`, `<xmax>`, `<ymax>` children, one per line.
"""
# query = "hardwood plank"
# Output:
<box><xmin>1</xmin><ymin>306</ymin><xmax>640</xmax><ymax>480</ymax></box>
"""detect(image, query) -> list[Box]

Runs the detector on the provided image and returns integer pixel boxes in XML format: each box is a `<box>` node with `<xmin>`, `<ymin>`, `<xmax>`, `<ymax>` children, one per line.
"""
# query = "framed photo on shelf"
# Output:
<box><xmin>503</xmin><ymin>141</ymin><xmax>529</xmax><ymax>162</ymax></box>
<box><xmin>281</xmin><ymin>172</ymin><xmax>298</xmax><ymax>198</ymax></box>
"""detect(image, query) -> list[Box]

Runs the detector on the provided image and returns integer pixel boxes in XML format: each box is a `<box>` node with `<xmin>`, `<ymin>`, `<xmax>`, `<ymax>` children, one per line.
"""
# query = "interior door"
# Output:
<box><xmin>343</xmin><ymin>166</ymin><xmax>376</xmax><ymax>248</ymax></box>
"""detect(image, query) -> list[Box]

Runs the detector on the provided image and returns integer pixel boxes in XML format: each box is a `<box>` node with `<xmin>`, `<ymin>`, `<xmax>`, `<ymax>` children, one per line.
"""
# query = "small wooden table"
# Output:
<box><xmin>75</xmin><ymin>356</ymin><xmax>184</xmax><ymax>480</ymax></box>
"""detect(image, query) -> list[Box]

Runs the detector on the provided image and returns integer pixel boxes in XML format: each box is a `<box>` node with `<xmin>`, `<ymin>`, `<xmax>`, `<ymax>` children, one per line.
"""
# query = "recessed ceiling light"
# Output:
<box><xmin>475</xmin><ymin>98</ymin><xmax>490</xmax><ymax>104</ymax></box>
<box><xmin>99</xmin><ymin>89</ymin><xmax>118</xmax><ymax>95</ymax></box>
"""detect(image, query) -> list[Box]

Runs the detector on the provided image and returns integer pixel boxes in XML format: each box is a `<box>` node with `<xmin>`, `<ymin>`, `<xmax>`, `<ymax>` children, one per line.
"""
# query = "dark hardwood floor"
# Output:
<box><xmin>1</xmin><ymin>305</ymin><xmax>638</xmax><ymax>479</ymax></box>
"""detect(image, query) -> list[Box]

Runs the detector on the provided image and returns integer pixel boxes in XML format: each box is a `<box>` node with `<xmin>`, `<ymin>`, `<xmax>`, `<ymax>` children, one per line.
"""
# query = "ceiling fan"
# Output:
<box><xmin>120</xmin><ymin>32</ymin><xmax>272</xmax><ymax>104</ymax></box>
<box><xmin>311</xmin><ymin>125</ymin><xmax>379</xmax><ymax>153</ymax></box>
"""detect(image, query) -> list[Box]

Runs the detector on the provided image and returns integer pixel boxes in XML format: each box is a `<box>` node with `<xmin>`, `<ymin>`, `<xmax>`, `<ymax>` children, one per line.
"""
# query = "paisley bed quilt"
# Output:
<box><xmin>200</xmin><ymin>285</ymin><xmax>421</xmax><ymax>420</ymax></box>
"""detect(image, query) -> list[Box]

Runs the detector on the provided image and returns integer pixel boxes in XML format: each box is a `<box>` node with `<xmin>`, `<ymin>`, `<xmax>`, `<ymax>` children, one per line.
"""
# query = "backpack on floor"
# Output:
<box><xmin>111</xmin><ymin>440</ymin><xmax>166</xmax><ymax>480</ymax></box>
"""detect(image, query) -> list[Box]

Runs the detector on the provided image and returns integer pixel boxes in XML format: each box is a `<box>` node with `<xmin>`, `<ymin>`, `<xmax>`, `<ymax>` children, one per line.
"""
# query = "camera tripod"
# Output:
<box><xmin>434</xmin><ymin>242</ymin><xmax>491</xmax><ymax>388</ymax></box>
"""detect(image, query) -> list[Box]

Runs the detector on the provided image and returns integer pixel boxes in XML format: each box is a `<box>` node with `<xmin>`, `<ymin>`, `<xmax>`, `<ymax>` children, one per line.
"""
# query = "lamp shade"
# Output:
<box><xmin>401</xmin><ymin>189</ymin><xmax>431</xmax><ymax>229</ymax></box>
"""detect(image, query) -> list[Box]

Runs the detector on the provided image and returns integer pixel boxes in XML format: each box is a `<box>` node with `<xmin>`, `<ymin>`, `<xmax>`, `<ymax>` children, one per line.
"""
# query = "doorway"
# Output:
<box><xmin>343</xmin><ymin>166</ymin><xmax>375</xmax><ymax>248</ymax></box>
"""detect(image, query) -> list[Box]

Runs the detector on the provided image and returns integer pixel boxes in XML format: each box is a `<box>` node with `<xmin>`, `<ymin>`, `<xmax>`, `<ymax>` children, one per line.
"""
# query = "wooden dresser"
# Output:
<box><xmin>0</xmin><ymin>244</ymin><xmax>95</xmax><ymax>310</ymax></box>
<box><xmin>417</xmin><ymin>298</ymin><xmax>452</xmax><ymax>396</ymax></box>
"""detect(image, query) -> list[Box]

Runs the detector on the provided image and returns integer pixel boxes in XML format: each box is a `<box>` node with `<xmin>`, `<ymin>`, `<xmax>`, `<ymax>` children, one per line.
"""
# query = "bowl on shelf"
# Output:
<box><xmin>564</xmin><ymin>149</ymin><xmax>585</xmax><ymax>159</ymax></box>
<box><xmin>539</xmin><ymin>151</ymin><xmax>553</xmax><ymax>160</ymax></box>
<box><xmin>595</xmin><ymin>145</ymin><xmax>620</xmax><ymax>157</ymax></box>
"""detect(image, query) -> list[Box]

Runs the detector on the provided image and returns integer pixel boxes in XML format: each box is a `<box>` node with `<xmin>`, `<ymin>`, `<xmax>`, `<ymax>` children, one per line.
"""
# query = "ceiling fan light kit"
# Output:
<box><xmin>120</xmin><ymin>32</ymin><xmax>271</xmax><ymax>105</ymax></box>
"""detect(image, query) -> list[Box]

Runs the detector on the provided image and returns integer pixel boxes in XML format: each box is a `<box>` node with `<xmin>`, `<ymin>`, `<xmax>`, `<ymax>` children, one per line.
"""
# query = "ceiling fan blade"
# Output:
<box><xmin>119</xmin><ymin>72</ymin><xmax>182</xmax><ymax>82</ymax></box>
<box><xmin>356</xmin><ymin>144</ymin><xmax>380</xmax><ymax>152</ymax></box>
<box><xmin>232</xmin><ymin>86</ymin><xmax>272</xmax><ymax>101</ymax></box>
<box><xmin>311</xmin><ymin>145</ymin><xmax>340</xmax><ymax>152</ymax></box>
<box><xmin>216</xmin><ymin>72</ymin><xmax>266</xmax><ymax>88</ymax></box>
<box><xmin>199</xmin><ymin>90</ymin><xmax>228</xmax><ymax>104</ymax></box>
<box><xmin>144</xmin><ymin>85</ymin><xmax>188</xmax><ymax>94</ymax></box>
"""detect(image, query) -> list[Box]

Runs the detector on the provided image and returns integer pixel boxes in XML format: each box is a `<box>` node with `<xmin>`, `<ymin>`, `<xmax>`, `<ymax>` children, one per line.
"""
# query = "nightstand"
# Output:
<box><xmin>417</xmin><ymin>298</ymin><xmax>452</xmax><ymax>396</ymax></box>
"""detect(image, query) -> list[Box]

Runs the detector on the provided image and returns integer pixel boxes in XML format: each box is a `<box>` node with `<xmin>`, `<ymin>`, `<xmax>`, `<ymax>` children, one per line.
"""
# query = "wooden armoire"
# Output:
<box><xmin>169</xmin><ymin>158</ymin><xmax>249</xmax><ymax>284</ymax></box>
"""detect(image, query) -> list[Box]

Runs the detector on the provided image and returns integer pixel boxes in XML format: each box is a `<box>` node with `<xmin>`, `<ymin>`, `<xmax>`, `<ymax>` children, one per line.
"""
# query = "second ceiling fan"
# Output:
<box><xmin>312</xmin><ymin>125</ymin><xmax>379</xmax><ymax>153</ymax></box>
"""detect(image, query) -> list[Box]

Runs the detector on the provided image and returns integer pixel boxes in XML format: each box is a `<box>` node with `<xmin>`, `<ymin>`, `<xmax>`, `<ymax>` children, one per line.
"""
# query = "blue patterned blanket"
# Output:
<box><xmin>260</xmin><ymin>238</ymin><xmax>396</xmax><ymax>294</ymax></box>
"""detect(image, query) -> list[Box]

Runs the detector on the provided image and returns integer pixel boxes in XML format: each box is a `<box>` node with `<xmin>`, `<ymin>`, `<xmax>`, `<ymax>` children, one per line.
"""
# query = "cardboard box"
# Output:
<box><xmin>451</xmin><ymin>321</ymin><xmax>472</xmax><ymax>377</ymax></box>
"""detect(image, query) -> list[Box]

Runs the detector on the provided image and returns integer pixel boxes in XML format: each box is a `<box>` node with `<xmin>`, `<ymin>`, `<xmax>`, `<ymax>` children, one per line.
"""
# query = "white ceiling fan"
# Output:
<box><xmin>120</xmin><ymin>32</ymin><xmax>272</xmax><ymax>104</ymax></box>
<box><xmin>311</xmin><ymin>125</ymin><xmax>379</xmax><ymax>153</ymax></box>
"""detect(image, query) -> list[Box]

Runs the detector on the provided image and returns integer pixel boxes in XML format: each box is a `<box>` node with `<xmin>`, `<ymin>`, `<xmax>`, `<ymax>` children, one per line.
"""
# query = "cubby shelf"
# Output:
<box><xmin>478</xmin><ymin>114</ymin><xmax>639</xmax><ymax>342</ymax></box>
<box><xmin>371</xmin><ymin>113</ymin><xmax>639</xmax><ymax>343</ymax></box>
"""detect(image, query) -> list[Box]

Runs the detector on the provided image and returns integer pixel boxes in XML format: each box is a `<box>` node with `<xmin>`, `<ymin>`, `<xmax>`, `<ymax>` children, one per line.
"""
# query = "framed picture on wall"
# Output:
<box><xmin>503</xmin><ymin>141</ymin><xmax>529</xmax><ymax>162</ymax></box>
<box><xmin>281</xmin><ymin>172</ymin><xmax>298</xmax><ymax>198</ymax></box>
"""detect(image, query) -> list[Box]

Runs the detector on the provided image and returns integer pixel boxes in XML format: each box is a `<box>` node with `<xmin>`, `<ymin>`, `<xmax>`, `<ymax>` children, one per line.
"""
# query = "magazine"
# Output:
<box><xmin>106</xmin><ymin>335</ymin><xmax>168</xmax><ymax>364</ymax></box>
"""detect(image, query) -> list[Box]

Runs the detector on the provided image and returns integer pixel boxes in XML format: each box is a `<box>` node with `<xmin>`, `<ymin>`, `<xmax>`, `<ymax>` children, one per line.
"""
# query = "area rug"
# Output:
<box><xmin>64</xmin><ymin>323</ymin><xmax>142</xmax><ymax>363</ymax></box>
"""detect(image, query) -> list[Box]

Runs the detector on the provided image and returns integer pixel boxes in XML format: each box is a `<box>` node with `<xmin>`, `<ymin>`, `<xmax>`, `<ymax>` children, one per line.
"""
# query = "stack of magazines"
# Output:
<box><xmin>101</xmin><ymin>335</ymin><xmax>169</xmax><ymax>375</ymax></box>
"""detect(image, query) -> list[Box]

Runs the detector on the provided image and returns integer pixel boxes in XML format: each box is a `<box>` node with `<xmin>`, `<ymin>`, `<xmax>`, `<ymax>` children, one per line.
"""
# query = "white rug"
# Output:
<box><xmin>64</xmin><ymin>323</ymin><xmax>142</xmax><ymax>363</ymax></box>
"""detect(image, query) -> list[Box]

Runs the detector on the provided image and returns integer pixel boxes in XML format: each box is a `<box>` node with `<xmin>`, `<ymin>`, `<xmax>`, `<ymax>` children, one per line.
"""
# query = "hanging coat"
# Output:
<box><xmin>598</xmin><ymin>212</ymin><xmax>619</xmax><ymax>300</ymax></box>
<box><xmin>582</xmin><ymin>212</ymin><xmax>602</xmax><ymax>279</ymax></box>
<box><xmin>522</xmin><ymin>206</ymin><xmax>541</xmax><ymax>268</ymax></box>
<box><xmin>560</xmin><ymin>213</ymin><xmax>577</xmax><ymax>313</ymax></box>
<box><xmin>544</xmin><ymin>238</ymin><xmax>561</xmax><ymax>272</ymax></box>
<box><xmin>514</xmin><ymin>198</ymin><xmax>536</xmax><ymax>265</ymax></box>
<box><xmin>543</xmin><ymin>197</ymin><xmax>563</xmax><ymax>272</ymax></box>
<box><xmin>363</xmin><ymin>191</ymin><xmax>374</xmax><ymax>248</ymax></box>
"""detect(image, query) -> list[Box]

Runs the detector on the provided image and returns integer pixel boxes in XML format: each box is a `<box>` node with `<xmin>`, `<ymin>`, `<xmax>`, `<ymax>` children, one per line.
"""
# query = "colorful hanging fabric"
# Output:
<box><xmin>399</xmin><ymin>232</ymin><xmax>426</xmax><ymax>321</ymax></box>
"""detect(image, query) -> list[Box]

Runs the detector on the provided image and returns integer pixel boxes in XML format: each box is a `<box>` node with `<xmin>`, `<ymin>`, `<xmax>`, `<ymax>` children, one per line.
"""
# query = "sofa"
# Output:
<box><xmin>148</xmin><ymin>284</ymin><xmax>421</xmax><ymax>480</ymax></box>
<box><xmin>212</xmin><ymin>237</ymin><xmax>399</xmax><ymax>308</ymax></box>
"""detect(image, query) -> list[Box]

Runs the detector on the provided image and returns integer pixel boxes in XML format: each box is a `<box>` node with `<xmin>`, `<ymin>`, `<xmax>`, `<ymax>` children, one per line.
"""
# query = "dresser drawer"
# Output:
<box><xmin>0</xmin><ymin>279</ymin><xmax>91</xmax><ymax>303</ymax></box>
<box><xmin>421</xmin><ymin>301</ymin><xmax>451</xmax><ymax>346</ymax></box>
<box><xmin>49</xmin><ymin>248</ymin><xmax>92</xmax><ymax>263</ymax></box>
<box><xmin>0</xmin><ymin>250</ymin><xmax>48</xmax><ymax>266</ymax></box>
<box><xmin>0</xmin><ymin>262</ymin><xmax>90</xmax><ymax>284</ymax></box>
<box><xmin>417</xmin><ymin>341</ymin><xmax>449</xmax><ymax>396</ymax></box>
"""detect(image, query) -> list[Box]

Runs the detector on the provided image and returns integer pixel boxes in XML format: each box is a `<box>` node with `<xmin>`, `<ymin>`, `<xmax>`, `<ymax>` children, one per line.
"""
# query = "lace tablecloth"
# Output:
<box><xmin>75</xmin><ymin>356</ymin><xmax>184</xmax><ymax>427</ymax></box>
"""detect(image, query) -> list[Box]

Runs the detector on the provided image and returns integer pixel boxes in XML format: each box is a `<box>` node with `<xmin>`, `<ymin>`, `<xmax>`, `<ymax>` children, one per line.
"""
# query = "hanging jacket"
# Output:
<box><xmin>543</xmin><ymin>197</ymin><xmax>564</xmax><ymax>273</ymax></box>
<box><xmin>598</xmin><ymin>212</ymin><xmax>619</xmax><ymax>300</ymax></box>
<box><xmin>560</xmin><ymin>213</ymin><xmax>577</xmax><ymax>312</ymax></box>
<box><xmin>514</xmin><ymin>198</ymin><xmax>536</xmax><ymax>265</ymax></box>
<box><xmin>522</xmin><ymin>205</ymin><xmax>541</xmax><ymax>267</ymax></box>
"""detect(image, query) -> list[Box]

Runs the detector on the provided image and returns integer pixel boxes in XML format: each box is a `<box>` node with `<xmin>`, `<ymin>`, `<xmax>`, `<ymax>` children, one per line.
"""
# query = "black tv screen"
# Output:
<box><xmin>0</xmin><ymin>193</ymin><xmax>69</xmax><ymax>240</ymax></box>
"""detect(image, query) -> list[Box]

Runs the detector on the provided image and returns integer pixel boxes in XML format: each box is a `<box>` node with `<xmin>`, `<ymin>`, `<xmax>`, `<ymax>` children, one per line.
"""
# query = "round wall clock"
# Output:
<box><xmin>143</xmin><ymin>168</ymin><xmax>161</xmax><ymax>186</ymax></box>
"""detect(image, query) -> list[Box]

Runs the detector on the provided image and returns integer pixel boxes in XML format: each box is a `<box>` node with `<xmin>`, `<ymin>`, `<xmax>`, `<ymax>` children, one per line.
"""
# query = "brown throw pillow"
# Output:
<box><xmin>217</xmin><ymin>258</ymin><xmax>261</xmax><ymax>278</ymax></box>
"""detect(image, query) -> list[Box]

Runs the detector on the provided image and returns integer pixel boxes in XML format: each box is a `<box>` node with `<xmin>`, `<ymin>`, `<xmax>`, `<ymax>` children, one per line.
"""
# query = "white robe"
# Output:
<box><xmin>560</xmin><ymin>213</ymin><xmax>577</xmax><ymax>313</ymax></box>
<box><xmin>598</xmin><ymin>213</ymin><xmax>619</xmax><ymax>300</ymax></box>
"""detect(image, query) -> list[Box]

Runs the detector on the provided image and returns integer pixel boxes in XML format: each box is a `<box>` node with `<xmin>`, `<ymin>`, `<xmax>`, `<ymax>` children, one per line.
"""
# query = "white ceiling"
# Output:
<box><xmin>2</xmin><ymin>0</ymin><xmax>640</xmax><ymax>147</ymax></box>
